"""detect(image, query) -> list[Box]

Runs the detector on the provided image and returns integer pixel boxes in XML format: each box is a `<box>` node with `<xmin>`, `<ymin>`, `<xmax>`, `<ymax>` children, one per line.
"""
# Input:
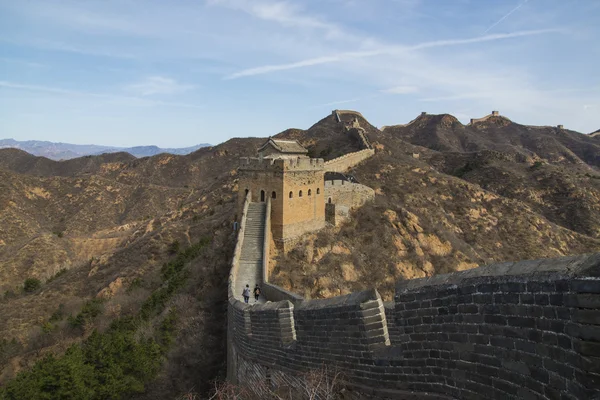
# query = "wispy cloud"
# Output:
<box><xmin>317</xmin><ymin>98</ymin><xmax>361</xmax><ymax>107</ymax></box>
<box><xmin>207</xmin><ymin>0</ymin><xmax>343</xmax><ymax>37</ymax></box>
<box><xmin>124</xmin><ymin>76</ymin><xmax>195</xmax><ymax>96</ymax></box>
<box><xmin>484</xmin><ymin>0</ymin><xmax>529</xmax><ymax>34</ymax></box>
<box><xmin>381</xmin><ymin>85</ymin><xmax>419</xmax><ymax>94</ymax></box>
<box><xmin>0</xmin><ymin>81</ymin><xmax>202</xmax><ymax>109</ymax></box>
<box><xmin>225</xmin><ymin>29</ymin><xmax>561</xmax><ymax>79</ymax></box>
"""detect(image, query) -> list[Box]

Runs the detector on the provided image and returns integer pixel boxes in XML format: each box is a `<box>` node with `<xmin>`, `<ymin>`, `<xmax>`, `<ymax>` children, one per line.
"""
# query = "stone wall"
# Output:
<box><xmin>324</xmin><ymin>179</ymin><xmax>375</xmax><ymax>210</ymax></box>
<box><xmin>335</xmin><ymin>109</ymin><xmax>366</xmax><ymax>119</ymax></box>
<box><xmin>324</xmin><ymin>149</ymin><xmax>375</xmax><ymax>173</ymax></box>
<box><xmin>228</xmin><ymin>252</ymin><xmax>600</xmax><ymax>399</ymax></box>
<box><xmin>469</xmin><ymin>111</ymin><xmax>510</xmax><ymax>125</ymax></box>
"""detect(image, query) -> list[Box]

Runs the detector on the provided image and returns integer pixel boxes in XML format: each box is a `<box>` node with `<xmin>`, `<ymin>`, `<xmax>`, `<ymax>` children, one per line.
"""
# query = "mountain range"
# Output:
<box><xmin>1</xmin><ymin>110</ymin><xmax>599</xmax><ymax>398</ymax></box>
<box><xmin>0</xmin><ymin>138</ymin><xmax>210</xmax><ymax>160</ymax></box>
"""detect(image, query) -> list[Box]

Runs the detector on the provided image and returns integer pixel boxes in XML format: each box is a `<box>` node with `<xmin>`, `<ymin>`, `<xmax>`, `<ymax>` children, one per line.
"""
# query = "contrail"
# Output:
<box><xmin>484</xmin><ymin>0</ymin><xmax>529</xmax><ymax>34</ymax></box>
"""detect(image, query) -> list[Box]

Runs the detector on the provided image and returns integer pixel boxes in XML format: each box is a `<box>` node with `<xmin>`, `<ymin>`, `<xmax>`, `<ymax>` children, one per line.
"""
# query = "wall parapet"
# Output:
<box><xmin>240</xmin><ymin>157</ymin><xmax>324</xmax><ymax>171</ymax></box>
<box><xmin>229</xmin><ymin>252</ymin><xmax>600</xmax><ymax>398</ymax></box>
<box><xmin>334</xmin><ymin>109</ymin><xmax>365</xmax><ymax>119</ymax></box>
<box><xmin>324</xmin><ymin>149</ymin><xmax>374</xmax><ymax>173</ymax></box>
<box><xmin>469</xmin><ymin>110</ymin><xmax>511</xmax><ymax>125</ymax></box>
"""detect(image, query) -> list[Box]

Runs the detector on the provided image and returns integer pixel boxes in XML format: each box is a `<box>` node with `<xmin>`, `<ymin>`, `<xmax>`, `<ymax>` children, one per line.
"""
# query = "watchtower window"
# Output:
<box><xmin>272</xmin><ymin>191</ymin><xmax>276</xmax><ymax>199</ymax></box>
<box><xmin>260</xmin><ymin>190</ymin><xmax>265</xmax><ymax>202</ymax></box>
<box><xmin>308</xmin><ymin>189</ymin><xmax>312</xmax><ymax>196</ymax></box>
<box><xmin>299</xmin><ymin>190</ymin><xmax>303</xmax><ymax>197</ymax></box>
<box><xmin>289</xmin><ymin>191</ymin><xmax>293</xmax><ymax>198</ymax></box>
<box><xmin>316</xmin><ymin>188</ymin><xmax>320</xmax><ymax>194</ymax></box>
<box><xmin>328</xmin><ymin>198</ymin><xmax>332</xmax><ymax>204</ymax></box>
<box><xmin>245</xmin><ymin>189</ymin><xmax>249</xmax><ymax>196</ymax></box>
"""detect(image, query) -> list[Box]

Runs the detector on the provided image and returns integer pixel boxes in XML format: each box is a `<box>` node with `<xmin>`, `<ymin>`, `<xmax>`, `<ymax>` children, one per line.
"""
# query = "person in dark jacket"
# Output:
<box><xmin>253</xmin><ymin>284</ymin><xmax>261</xmax><ymax>302</ymax></box>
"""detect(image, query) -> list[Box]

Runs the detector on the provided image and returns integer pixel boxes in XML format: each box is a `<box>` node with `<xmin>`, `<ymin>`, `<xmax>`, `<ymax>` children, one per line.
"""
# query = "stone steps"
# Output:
<box><xmin>235</xmin><ymin>202</ymin><xmax>267</xmax><ymax>303</ymax></box>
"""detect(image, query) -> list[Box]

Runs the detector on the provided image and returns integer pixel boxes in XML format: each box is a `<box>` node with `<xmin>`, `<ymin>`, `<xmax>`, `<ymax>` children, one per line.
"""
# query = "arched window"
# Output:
<box><xmin>245</xmin><ymin>189</ymin><xmax>249</xmax><ymax>196</ymax></box>
<box><xmin>299</xmin><ymin>190</ymin><xmax>303</xmax><ymax>197</ymax></box>
<box><xmin>316</xmin><ymin>188</ymin><xmax>320</xmax><ymax>195</ymax></box>
<box><xmin>272</xmin><ymin>191</ymin><xmax>276</xmax><ymax>199</ymax></box>
<box><xmin>289</xmin><ymin>191</ymin><xmax>293</xmax><ymax>198</ymax></box>
<box><xmin>260</xmin><ymin>190</ymin><xmax>265</xmax><ymax>202</ymax></box>
<box><xmin>308</xmin><ymin>189</ymin><xmax>312</xmax><ymax>196</ymax></box>
<box><xmin>328</xmin><ymin>198</ymin><xmax>332</xmax><ymax>204</ymax></box>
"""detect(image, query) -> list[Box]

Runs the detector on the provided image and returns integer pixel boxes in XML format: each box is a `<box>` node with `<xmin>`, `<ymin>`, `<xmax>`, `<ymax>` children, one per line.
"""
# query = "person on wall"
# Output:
<box><xmin>253</xmin><ymin>284</ymin><xmax>261</xmax><ymax>302</ymax></box>
<box><xmin>242</xmin><ymin>284</ymin><xmax>251</xmax><ymax>303</ymax></box>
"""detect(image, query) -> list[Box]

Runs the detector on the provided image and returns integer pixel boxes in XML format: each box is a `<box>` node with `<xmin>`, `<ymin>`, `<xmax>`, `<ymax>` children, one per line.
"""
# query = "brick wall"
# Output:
<box><xmin>324</xmin><ymin>180</ymin><xmax>375</xmax><ymax>210</ymax></box>
<box><xmin>228</xmin><ymin>252</ymin><xmax>600</xmax><ymax>399</ymax></box>
<box><xmin>324</xmin><ymin>149</ymin><xmax>375</xmax><ymax>173</ymax></box>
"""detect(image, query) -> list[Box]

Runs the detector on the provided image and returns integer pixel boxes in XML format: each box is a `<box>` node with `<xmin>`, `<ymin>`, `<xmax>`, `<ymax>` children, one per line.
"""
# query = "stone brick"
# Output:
<box><xmin>573</xmin><ymin>309</ymin><xmax>600</xmax><ymax>325</ymax></box>
<box><xmin>574</xmin><ymin>339</ymin><xmax>600</xmax><ymax>357</ymax></box>
<box><xmin>477</xmin><ymin>283</ymin><xmax>499</xmax><ymax>293</ymax></box>
<box><xmin>571</xmin><ymin>279</ymin><xmax>600</xmax><ymax>293</ymax></box>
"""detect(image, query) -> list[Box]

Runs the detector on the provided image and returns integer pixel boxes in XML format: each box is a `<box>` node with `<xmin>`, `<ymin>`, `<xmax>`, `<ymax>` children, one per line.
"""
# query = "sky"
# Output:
<box><xmin>0</xmin><ymin>0</ymin><xmax>599</xmax><ymax>147</ymax></box>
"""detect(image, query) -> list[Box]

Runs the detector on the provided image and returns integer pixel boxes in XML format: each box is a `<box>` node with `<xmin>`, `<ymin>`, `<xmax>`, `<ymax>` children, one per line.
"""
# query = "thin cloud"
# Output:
<box><xmin>0</xmin><ymin>81</ymin><xmax>203</xmax><ymax>109</ymax></box>
<box><xmin>381</xmin><ymin>85</ymin><xmax>419</xmax><ymax>94</ymax></box>
<box><xmin>207</xmin><ymin>0</ymin><xmax>342</xmax><ymax>37</ymax></box>
<box><xmin>125</xmin><ymin>76</ymin><xmax>195</xmax><ymax>96</ymax></box>
<box><xmin>317</xmin><ymin>98</ymin><xmax>361</xmax><ymax>107</ymax></box>
<box><xmin>484</xmin><ymin>0</ymin><xmax>529</xmax><ymax>34</ymax></box>
<box><xmin>225</xmin><ymin>29</ymin><xmax>561</xmax><ymax>79</ymax></box>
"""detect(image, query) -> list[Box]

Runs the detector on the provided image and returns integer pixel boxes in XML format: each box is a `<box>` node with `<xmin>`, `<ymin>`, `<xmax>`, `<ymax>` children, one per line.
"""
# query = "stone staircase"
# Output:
<box><xmin>235</xmin><ymin>202</ymin><xmax>266</xmax><ymax>303</ymax></box>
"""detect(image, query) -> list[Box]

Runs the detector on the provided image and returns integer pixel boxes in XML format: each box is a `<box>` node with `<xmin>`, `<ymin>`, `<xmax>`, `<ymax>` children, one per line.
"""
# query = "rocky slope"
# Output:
<box><xmin>1</xmin><ymin>111</ymin><xmax>599</xmax><ymax>398</ymax></box>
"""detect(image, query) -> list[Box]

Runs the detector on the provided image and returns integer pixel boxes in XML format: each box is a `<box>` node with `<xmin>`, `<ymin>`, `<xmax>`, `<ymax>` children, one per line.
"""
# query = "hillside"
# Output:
<box><xmin>2</xmin><ymin>110</ymin><xmax>600</xmax><ymax>398</ymax></box>
<box><xmin>270</xmin><ymin>112</ymin><xmax>600</xmax><ymax>300</ymax></box>
<box><xmin>0</xmin><ymin>139</ymin><xmax>210</xmax><ymax>160</ymax></box>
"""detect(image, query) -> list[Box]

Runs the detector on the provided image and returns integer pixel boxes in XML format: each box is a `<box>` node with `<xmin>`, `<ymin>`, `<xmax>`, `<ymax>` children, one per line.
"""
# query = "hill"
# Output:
<box><xmin>1</xmin><ymin>110</ymin><xmax>600</xmax><ymax>399</ymax></box>
<box><xmin>0</xmin><ymin>139</ymin><xmax>210</xmax><ymax>160</ymax></box>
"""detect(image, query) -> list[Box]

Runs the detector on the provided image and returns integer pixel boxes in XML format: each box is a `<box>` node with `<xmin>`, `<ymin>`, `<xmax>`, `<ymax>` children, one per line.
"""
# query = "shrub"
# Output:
<box><xmin>531</xmin><ymin>161</ymin><xmax>544</xmax><ymax>170</ymax></box>
<box><xmin>46</xmin><ymin>268</ymin><xmax>67</xmax><ymax>283</ymax></box>
<box><xmin>68</xmin><ymin>299</ymin><xmax>105</xmax><ymax>330</ymax></box>
<box><xmin>168</xmin><ymin>240</ymin><xmax>181</xmax><ymax>255</ymax></box>
<box><xmin>23</xmin><ymin>278</ymin><xmax>41</xmax><ymax>293</ymax></box>
<box><xmin>49</xmin><ymin>304</ymin><xmax>66</xmax><ymax>322</ymax></box>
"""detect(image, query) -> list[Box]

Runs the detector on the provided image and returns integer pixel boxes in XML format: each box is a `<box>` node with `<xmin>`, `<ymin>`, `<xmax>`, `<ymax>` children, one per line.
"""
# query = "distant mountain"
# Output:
<box><xmin>0</xmin><ymin>138</ymin><xmax>210</xmax><ymax>160</ymax></box>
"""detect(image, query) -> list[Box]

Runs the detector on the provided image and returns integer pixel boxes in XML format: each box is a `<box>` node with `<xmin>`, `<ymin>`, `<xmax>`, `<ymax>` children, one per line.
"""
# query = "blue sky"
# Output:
<box><xmin>0</xmin><ymin>0</ymin><xmax>598</xmax><ymax>147</ymax></box>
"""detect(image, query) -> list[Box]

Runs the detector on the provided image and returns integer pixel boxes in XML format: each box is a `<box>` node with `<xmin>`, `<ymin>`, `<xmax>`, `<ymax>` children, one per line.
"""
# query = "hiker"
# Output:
<box><xmin>253</xmin><ymin>284</ymin><xmax>261</xmax><ymax>302</ymax></box>
<box><xmin>242</xmin><ymin>284</ymin><xmax>251</xmax><ymax>303</ymax></box>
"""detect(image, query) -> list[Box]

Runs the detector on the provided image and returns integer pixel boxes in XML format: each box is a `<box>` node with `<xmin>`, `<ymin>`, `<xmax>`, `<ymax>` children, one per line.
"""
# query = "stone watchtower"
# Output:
<box><xmin>239</xmin><ymin>139</ymin><xmax>325</xmax><ymax>250</ymax></box>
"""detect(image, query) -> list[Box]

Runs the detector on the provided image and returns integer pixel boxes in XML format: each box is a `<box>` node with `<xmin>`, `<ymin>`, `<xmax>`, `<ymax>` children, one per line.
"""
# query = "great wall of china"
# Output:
<box><xmin>227</xmin><ymin>110</ymin><xmax>599</xmax><ymax>399</ymax></box>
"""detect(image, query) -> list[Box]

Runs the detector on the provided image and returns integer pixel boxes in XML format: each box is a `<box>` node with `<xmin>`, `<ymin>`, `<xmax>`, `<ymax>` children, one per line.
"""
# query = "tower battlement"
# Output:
<box><xmin>239</xmin><ymin>157</ymin><xmax>324</xmax><ymax>171</ymax></box>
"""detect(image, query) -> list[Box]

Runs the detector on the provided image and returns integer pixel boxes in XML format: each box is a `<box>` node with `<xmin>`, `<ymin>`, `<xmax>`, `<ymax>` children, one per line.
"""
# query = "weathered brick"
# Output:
<box><xmin>485</xmin><ymin>314</ymin><xmax>507</xmax><ymax>325</ymax></box>
<box><xmin>520</xmin><ymin>293</ymin><xmax>535</xmax><ymax>304</ymax></box>
<box><xmin>473</xmin><ymin>293</ymin><xmax>493</xmax><ymax>304</ymax></box>
<box><xmin>508</xmin><ymin>316</ymin><xmax>536</xmax><ymax>328</ymax></box>
<box><xmin>571</xmin><ymin>279</ymin><xmax>600</xmax><ymax>294</ymax></box>
<box><xmin>573</xmin><ymin>309</ymin><xmax>600</xmax><ymax>325</ymax></box>
<box><xmin>534</xmin><ymin>294</ymin><xmax>549</xmax><ymax>305</ymax></box>
<box><xmin>544</xmin><ymin>358</ymin><xmax>574</xmax><ymax>378</ymax></box>
<box><xmin>490</xmin><ymin>336</ymin><xmax>514</xmax><ymax>349</ymax></box>
<box><xmin>574</xmin><ymin>339</ymin><xmax>600</xmax><ymax>357</ymax></box>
